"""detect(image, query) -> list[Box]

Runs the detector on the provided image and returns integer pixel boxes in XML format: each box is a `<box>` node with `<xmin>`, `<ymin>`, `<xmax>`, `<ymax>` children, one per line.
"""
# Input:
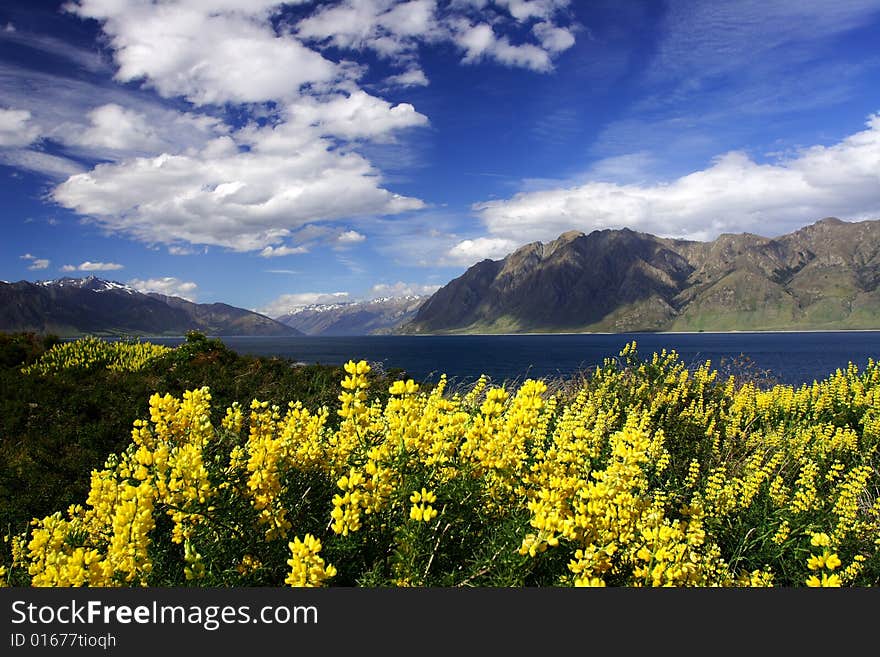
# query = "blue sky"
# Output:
<box><xmin>2</xmin><ymin>0</ymin><xmax>880</xmax><ymax>316</ymax></box>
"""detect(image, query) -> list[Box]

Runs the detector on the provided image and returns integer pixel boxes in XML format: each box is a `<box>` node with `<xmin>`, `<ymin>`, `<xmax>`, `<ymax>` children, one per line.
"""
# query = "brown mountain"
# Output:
<box><xmin>0</xmin><ymin>276</ymin><xmax>302</xmax><ymax>337</ymax></box>
<box><xmin>402</xmin><ymin>217</ymin><xmax>880</xmax><ymax>334</ymax></box>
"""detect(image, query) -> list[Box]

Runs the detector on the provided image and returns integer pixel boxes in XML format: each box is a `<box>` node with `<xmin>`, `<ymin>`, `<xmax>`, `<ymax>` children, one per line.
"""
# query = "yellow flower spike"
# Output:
<box><xmin>285</xmin><ymin>534</ymin><xmax>336</xmax><ymax>587</ymax></box>
<box><xmin>824</xmin><ymin>553</ymin><xmax>842</xmax><ymax>571</ymax></box>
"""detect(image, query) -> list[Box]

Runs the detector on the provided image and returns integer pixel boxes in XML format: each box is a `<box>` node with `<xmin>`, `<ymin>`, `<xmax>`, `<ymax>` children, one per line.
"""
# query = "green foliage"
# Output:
<box><xmin>0</xmin><ymin>333</ymin><xmax>398</xmax><ymax>533</ymax></box>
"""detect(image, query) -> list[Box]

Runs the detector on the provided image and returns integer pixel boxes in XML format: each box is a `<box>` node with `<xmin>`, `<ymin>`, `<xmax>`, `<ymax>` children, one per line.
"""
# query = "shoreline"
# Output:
<box><xmin>47</xmin><ymin>327</ymin><xmax>880</xmax><ymax>339</ymax></box>
<box><xmin>399</xmin><ymin>328</ymin><xmax>880</xmax><ymax>337</ymax></box>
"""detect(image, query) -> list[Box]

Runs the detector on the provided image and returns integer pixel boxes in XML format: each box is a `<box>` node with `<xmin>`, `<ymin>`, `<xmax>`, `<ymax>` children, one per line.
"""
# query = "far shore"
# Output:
<box><xmin>35</xmin><ymin>327</ymin><xmax>880</xmax><ymax>339</ymax></box>
<box><xmin>400</xmin><ymin>328</ymin><xmax>880</xmax><ymax>337</ymax></box>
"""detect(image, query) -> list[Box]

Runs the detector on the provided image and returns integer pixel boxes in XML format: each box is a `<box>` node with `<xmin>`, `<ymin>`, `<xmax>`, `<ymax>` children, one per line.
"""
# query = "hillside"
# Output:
<box><xmin>0</xmin><ymin>277</ymin><xmax>302</xmax><ymax>336</ymax></box>
<box><xmin>403</xmin><ymin>217</ymin><xmax>880</xmax><ymax>333</ymax></box>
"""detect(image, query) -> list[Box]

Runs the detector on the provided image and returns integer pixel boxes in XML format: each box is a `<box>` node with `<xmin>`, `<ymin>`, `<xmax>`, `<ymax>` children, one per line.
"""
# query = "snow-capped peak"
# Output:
<box><xmin>36</xmin><ymin>276</ymin><xmax>137</xmax><ymax>294</ymax></box>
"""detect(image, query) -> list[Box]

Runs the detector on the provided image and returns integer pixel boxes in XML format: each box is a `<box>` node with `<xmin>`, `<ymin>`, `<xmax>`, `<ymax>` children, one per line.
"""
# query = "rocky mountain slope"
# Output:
<box><xmin>403</xmin><ymin>217</ymin><xmax>880</xmax><ymax>333</ymax></box>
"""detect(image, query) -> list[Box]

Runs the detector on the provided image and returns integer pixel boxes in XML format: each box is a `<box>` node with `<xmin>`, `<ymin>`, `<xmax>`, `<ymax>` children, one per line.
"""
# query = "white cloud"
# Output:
<box><xmin>384</xmin><ymin>67</ymin><xmax>430</xmax><ymax>87</ymax></box>
<box><xmin>283</xmin><ymin>90</ymin><xmax>428</xmax><ymax>141</ymax></box>
<box><xmin>68</xmin><ymin>1</ymin><xmax>341</xmax><ymax>105</ymax></box>
<box><xmin>488</xmin><ymin>37</ymin><xmax>554</xmax><ymax>71</ymax></box>
<box><xmin>8</xmin><ymin>0</ymin><xmax>580</xmax><ymax>259</ymax></box>
<box><xmin>452</xmin><ymin>21</ymin><xmax>553</xmax><ymax>71</ymax></box>
<box><xmin>73</xmin><ymin>103</ymin><xmax>164</xmax><ymax>152</ymax></box>
<box><xmin>296</xmin><ymin>0</ymin><xmax>440</xmax><ymax>59</ymax></box>
<box><xmin>532</xmin><ymin>21</ymin><xmax>575</xmax><ymax>53</ymax></box>
<box><xmin>0</xmin><ymin>23</ymin><xmax>109</xmax><ymax>73</ymax></box>
<box><xmin>445</xmin><ymin>236</ymin><xmax>519</xmax><ymax>264</ymax></box>
<box><xmin>0</xmin><ymin>149</ymin><xmax>85</xmax><ymax>179</ymax></box>
<box><xmin>20</xmin><ymin>253</ymin><xmax>50</xmax><ymax>270</ymax></box>
<box><xmin>258</xmin><ymin>291</ymin><xmax>350</xmax><ymax>316</ymax></box>
<box><xmin>43</xmin><ymin>2</ymin><xmax>431</xmax><ymax>256</ymax></box>
<box><xmin>297</xmin><ymin>0</ymin><xmax>575</xmax><ymax>72</ymax></box>
<box><xmin>168</xmin><ymin>245</ymin><xmax>197</xmax><ymax>255</ymax></box>
<box><xmin>336</xmin><ymin>229</ymin><xmax>367</xmax><ymax>244</ymax></box>
<box><xmin>0</xmin><ymin>64</ymin><xmax>227</xmax><ymax>162</ymax></box>
<box><xmin>52</xmin><ymin>128</ymin><xmax>425</xmax><ymax>251</ymax></box>
<box><xmin>467</xmin><ymin>113</ymin><xmax>880</xmax><ymax>247</ymax></box>
<box><xmin>495</xmin><ymin>0</ymin><xmax>570</xmax><ymax>22</ymax></box>
<box><xmin>0</xmin><ymin>108</ymin><xmax>40</xmax><ymax>147</ymax></box>
<box><xmin>61</xmin><ymin>261</ymin><xmax>125</xmax><ymax>272</ymax></box>
<box><xmin>456</xmin><ymin>23</ymin><xmax>495</xmax><ymax>61</ymax></box>
<box><xmin>259</xmin><ymin>244</ymin><xmax>309</xmax><ymax>257</ymax></box>
<box><xmin>128</xmin><ymin>276</ymin><xmax>198</xmax><ymax>302</ymax></box>
<box><xmin>62</xmin><ymin>103</ymin><xmax>221</xmax><ymax>157</ymax></box>
<box><xmin>370</xmin><ymin>281</ymin><xmax>440</xmax><ymax>297</ymax></box>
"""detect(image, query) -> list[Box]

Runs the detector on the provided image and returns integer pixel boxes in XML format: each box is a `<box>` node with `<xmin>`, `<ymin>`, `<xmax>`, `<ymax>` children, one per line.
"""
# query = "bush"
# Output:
<box><xmin>5</xmin><ymin>344</ymin><xmax>879</xmax><ymax>587</ymax></box>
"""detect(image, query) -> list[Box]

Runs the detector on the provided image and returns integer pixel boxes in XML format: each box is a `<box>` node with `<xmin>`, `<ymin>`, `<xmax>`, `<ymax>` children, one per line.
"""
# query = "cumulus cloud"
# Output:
<box><xmin>336</xmin><ymin>230</ymin><xmax>367</xmax><ymax>245</ymax></box>
<box><xmin>462</xmin><ymin>113</ymin><xmax>880</xmax><ymax>250</ymax></box>
<box><xmin>62</xmin><ymin>103</ymin><xmax>223</xmax><ymax>157</ymax></box>
<box><xmin>445</xmin><ymin>236</ymin><xmax>519</xmax><ymax>264</ymax></box>
<box><xmin>52</xmin><ymin>130</ymin><xmax>425</xmax><ymax>250</ymax></box>
<box><xmin>9</xmin><ymin>0</ymin><xmax>579</xmax><ymax>259</ymax></box>
<box><xmin>495</xmin><ymin>0</ymin><xmax>571</xmax><ymax>22</ymax></box>
<box><xmin>43</xmin><ymin>3</ymin><xmax>430</xmax><ymax>254</ymax></box>
<box><xmin>20</xmin><ymin>253</ymin><xmax>50</xmax><ymax>270</ymax></box>
<box><xmin>0</xmin><ymin>108</ymin><xmax>40</xmax><ymax>147</ymax></box>
<box><xmin>532</xmin><ymin>21</ymin><xmax>576</xmax><ymax>53</ymax></box>
<box><xmin>0</xmin><ymin>65</ymin><xmax>227</xmax><ymax>162</ymax></box>
<box><xmin>68</xmin><ymin>0</ymin><xmax>340</xmax><ymax>105</ymax></box>
<box><xmin>370</xmin><ymin>281</ymin><xmax>440</xmax><ymax>297</ymax></box>
<box><xmin>297</xmin><ymin>0</ymin><xmax>441</xmax><ymax>59</ymax></box>
<box><xmin>283</xmin><ymin>90</ymin><xmax>428</xmax><ymax>141</ymax></box>
<box><xmin>258</xmin><ymin>291</ymin><xmax>350</xmax><ymax>317</ymax></box>
<box><xmin>296</xmin><ymin>0</ymin><xmax>575</xmax><ymax>72</ymax></box>
<box><xmin>61</xmin><ymin>261</ymin><xmax>124</xmax><ymax>272</ymax></box>
<box><xmin>128</xmin><ymin>276</ymin><xmax>198</xmax><ymax>302</ymax></box>
<box><xmin>74</xmin><ymin>103</ymin><xmax>164</xmax><ymax>152</ymax></box>
<box><xmin>259</xmin><ymin>244</ymin><xmax>309</xmax><ymax>257</ymax></box>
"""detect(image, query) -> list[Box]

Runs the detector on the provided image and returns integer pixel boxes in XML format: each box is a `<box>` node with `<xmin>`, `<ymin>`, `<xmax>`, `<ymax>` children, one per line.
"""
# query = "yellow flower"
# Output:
<box><xmin>285</xmin><ymin>534</ymin><xmax>336</xmax><ymax>587</ymax></box>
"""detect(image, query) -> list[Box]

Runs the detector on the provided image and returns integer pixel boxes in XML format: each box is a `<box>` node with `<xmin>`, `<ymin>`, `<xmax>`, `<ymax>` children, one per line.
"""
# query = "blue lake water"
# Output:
<box><xmin>145</xmin><ymin>332</ymin><xmax>880</xmax><ymax>387</ymax></box>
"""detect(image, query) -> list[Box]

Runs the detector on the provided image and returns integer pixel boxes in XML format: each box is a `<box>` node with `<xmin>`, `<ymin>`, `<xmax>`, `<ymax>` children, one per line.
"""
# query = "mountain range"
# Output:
<box><xmin>274</xmin><ymin>295</ymin><xmax>428</xmax><ymax>336</ymax></box>
<box><xmin>4</xmin><ymin>217</ymin><xmax>880</xmax><ymax>337</ymax></box>
<box><xmin>403</xmin><ymin>217</ymin><xmax>880</xmax><ymax>333</ymax></box>
<box><xmin>0</xmin><ymin>277</ymin><xmax>301</xmax><ymax>336</ymax></box>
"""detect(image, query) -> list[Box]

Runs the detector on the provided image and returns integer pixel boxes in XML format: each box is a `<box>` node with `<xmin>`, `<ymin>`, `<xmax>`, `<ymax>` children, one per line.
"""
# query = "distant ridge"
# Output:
<box><xmin>0</xmin><ymin>276</ymin><xmax>302</xmax><ymax>337</ymax></box>
<box><xmin>275</xmin><ymin>295</ymin><xmax>428</xmax><ymax>335</ymax></box>
<box><xmin>402</xmin><ymin>217</ymin><xmax>880</xmax><ymax>334</ymax></box>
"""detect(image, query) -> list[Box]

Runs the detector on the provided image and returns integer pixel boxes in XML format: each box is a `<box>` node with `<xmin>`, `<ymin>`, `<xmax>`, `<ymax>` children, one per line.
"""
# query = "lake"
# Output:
<box><xmin>144</xmin><ymin>331</ymin><xmax>880</xmax><ymax>387</ymax></box>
